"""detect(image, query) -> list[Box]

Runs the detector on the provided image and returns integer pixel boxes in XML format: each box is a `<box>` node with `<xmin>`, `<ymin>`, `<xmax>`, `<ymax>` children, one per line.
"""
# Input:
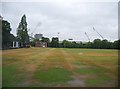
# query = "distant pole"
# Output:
<box><xmin>85</xmin><ymin>32</ymin><xmax>90</xmax><ymax>42</ymax></box>
<box><xmin>93</xmin><ymin>27</ymin><xmax>104</xmax><ymax>40</ymax></box>
<box><xmin>31</xmin><ymin>22</ymin><xmax>41</xmax><ymax>37</ymax></box>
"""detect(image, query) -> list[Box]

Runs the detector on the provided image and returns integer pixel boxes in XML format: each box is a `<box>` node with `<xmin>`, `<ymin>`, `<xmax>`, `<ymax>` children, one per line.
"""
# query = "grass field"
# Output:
<box><xmin>2</xmin><ymin>48</ymin><xmax>118</xmax><ymax>87</ymax></box>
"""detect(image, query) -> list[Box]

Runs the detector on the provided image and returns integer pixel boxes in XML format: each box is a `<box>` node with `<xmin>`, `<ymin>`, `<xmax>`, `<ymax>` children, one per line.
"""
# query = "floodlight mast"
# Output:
<box><xmin>58</xmin><ymin>32</ymin><xmax>60</xmax><ymax>38</ymax></box>
<box><xmin>30</xmin><ymin>22</ymin><xmax>41</xmax><ymax>37</ymax></box>
<box><xmin>85</xmin><ymin>32</ymin><xmax>90</xmax><ymax>42</ymax></box>
<box><xmin>93</xmin><ymin>27</ymin><xmax>104</xmax><ymax>40</ymax></box>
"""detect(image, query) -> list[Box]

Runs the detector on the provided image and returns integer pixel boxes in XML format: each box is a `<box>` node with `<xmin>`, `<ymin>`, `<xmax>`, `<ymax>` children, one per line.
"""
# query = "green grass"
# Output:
<box><xmin>75</xmin><ymin>64</ymin><xmax>113</xmax><ymax>86</ymax></box>
<box><xmin>73</xmin><ymin>61</ymin><xmax>83</xmax><ymax>65</ymax></box>
<box><xmin>63</xmin><ymin>48</ymin><xmax>118</xmax><ymax>53</ymax></box>
<box><xmin>76</xmin><ymin>68</ymin><xmax>97</xmax><ymax>75</ymax></box>
<box><xmin>75</xmin><ymin>66</ymin><xmax>110</xmax><ymax>75</ymax></box>
<box><xmin>86</xmin><ymin>74</ymin><xmax>112</xmax><ymax>86</ymax></box>
<box><xmin>2</xmin><ymin>64</ymin><xmax>24</xmax><ymax>87</ymax></box>
<box><xmin>75</xmin><ymin>67</ymin><xmax>107</xmax><ymax>75</ymax></box>
<box><xmin>34</xmin><ymin>67</ymin><xmax>72</xmax><ymax>83</ymax></box>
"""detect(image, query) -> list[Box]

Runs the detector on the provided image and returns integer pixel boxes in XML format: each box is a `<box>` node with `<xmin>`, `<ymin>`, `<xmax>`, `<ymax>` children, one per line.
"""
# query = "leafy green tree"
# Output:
<box><xmin>51</xmin><ymin>37</ymin><xmax>59</xmax><ymax>47</ymax></box>
<box><xmin>101</xmin><ymin>39</ymin><xmax>111</xmax><ymax>49</ymax></box>
<box><xmin>41</xmin><ymin>37</ymin><xmax>50</xmax><ymax>47</ymax></box>
<box><xmin>85</xmin><ymin>42</ymin><xmax>93</xmax><ymax>48</ymax></box>
<box><xmin>62</xmin><ymin>40</ymin><xmax>67</xmax><ymax>48</ymax></box>
<box><xmin>93</xmin><ymin>39</ymin><xmax>102</xmax><ymax>49</ymax></box>
<box><xmin>41</xmin><ymin>37</ymin><xmax>50</xmax><ymax>43</ymax></box>
<box><xmin>71</xmin><ymin>41</ymin><xmax>77</xmax><ymax>48</ymax></box>
<box><xmin>30</xmin><ymin>38</ymin><xmax>40</xmax><ymax>47</ymax></box>
<box><xmin>113</xmin><ymin>40</ymin><xmax>120</xmax><ymax>49</ymax></box>
<box><xmin>62</xmin><ymin>40</ymin><xmax>70</xmax><ymax>48</ymax></box>
<box><xmin>62</xmin><ymin>40</ymin><xmax>79</xmax><ymax>48</ymax></box>
<box><xmin>78</xmin><ymin>42</ymin><xmax>83</xmax><ymax>48</ymax></box>
<box><xmin>17</xmin><ymin>14</ymin><xmax>29</xmax><ymax>47</ymax></box>
<box><xmin>2</xmin><ymin>20</ymin><xmax>12</xmax><ymax>49</ymax></box>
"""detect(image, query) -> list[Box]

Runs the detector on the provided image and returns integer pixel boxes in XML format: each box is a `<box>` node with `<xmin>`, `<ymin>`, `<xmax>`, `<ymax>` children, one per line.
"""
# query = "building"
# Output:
<box><xmin>34</xmin><ymin>34</ymin><xmax>43</xmax><ymax>40</ymax></box>
<box><xmin>12</xmin><ymin>41</ymin><xmax>19</xmax><ymax>48</ymax></box>
<box><xmin>35</xmin><ymin>42</ymin><xmax>47</xmax><ymax>47</ymax></box>
<box><xmin>34</xmin><ymin>33</ymin><xmax>48</xmax><ymax>48</ymax></box>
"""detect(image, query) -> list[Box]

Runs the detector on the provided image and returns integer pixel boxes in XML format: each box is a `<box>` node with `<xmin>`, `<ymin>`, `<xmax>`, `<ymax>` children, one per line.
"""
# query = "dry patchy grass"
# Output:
<box><xmin>2</xmin><ymin>48</ymin><xmax>118</xmax><ymax>87</ymax></box>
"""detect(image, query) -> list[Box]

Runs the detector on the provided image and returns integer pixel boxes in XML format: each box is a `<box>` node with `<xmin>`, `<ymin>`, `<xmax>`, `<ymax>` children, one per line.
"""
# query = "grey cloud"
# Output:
<box><xmin>2</xmin><ymin>2</ymin><xmax>118</xmax><ymax>42</ymax></box>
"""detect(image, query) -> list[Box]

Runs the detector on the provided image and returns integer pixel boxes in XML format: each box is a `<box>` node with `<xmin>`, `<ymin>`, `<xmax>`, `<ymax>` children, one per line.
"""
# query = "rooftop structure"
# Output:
<box><xmin>34</xmin><ymin>34</ymin><xmax>43</xmax><ymax>40</ymax></box>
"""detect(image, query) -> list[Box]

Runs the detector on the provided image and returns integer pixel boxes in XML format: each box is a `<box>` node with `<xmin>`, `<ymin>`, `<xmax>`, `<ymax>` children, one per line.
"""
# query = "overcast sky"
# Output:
<box><xmin>1</xmin><ymin>0</ymin><xmax>118</xmax><ymax>42</ymax></box>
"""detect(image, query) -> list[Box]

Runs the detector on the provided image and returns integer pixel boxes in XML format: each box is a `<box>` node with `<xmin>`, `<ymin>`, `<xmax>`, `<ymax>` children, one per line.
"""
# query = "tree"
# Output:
<box><xmin>62</xmin><ymin>40</ymin><xmax>71</xmax><ymax>48</ymax></box>
<box><xmin>51</xmin><ymin>37</ymin><xmax>59</xmax><ymax>47</ymax></box>
<box><xmin>85</xmin><ymin>42</ymin><xmax>93</xmax><ymax>48</ymax></box>
<box><xmin>41</xmin><ymin>37</ymin><xmax>50</xmax><ymax>43</ymax></box>
<box><xmin>62</xmin><ymin>40</ymin><xmax>79</xmax><ymax>48</ymax></box>
<box><xmin>30</xmin><ymin>38</ymin><xmax>40</xmax><ymax>47</ymax></box>
<box><xmin>93</xmin><ymin>39</ymin><xmax>102</xmax><ymax>49</ymax></box>
<box><xmin>78</xmin><ymin>42</ymin><xmax>83</xmax><ymax>48</ymax></box>
<box><xmin>2</xmin><ymin>20</ymin><xmax>12</xmax><ymax>49</ymax></box>
<box><xmin>62</xmin><ymin>40</ymin><xmax>67</xmax><ymax>48</ymax></box>
<box><xmin>17</xmin><ymin>14</ymin><xmax>29</xmax><ymax>47</ymax></box>
<box><xmin>113</xmin><ymin>40</ymin><xmax>120</xmax><ymax>49</ymax></box>
<box><xmin>101</xmin><ymin>39</ymin><xmax>110</xmax><ymax>49</ymax></box>
<box><xmin>41</xmin><ymin>37</ymin><xmax>50</xmax><ymax>47</ymax></box>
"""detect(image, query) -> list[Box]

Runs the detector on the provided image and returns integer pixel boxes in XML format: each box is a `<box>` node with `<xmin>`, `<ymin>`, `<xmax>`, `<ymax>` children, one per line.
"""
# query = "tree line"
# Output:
<box><xmin>1</xmin><ymin>15</ymin><xmax>120</xmax><ymax>49</ymax></box>
<box><xmin>30</xmin><ymin>37</ymin><xmax>120</xmax><ymax>49</ymax></box>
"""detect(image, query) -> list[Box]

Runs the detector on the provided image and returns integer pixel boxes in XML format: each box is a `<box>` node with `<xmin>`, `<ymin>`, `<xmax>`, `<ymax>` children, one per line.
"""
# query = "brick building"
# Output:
<box><xmin>35</xmin><ymin>42</ymin><xmax>47</xmax><ymax>47</ymax></box>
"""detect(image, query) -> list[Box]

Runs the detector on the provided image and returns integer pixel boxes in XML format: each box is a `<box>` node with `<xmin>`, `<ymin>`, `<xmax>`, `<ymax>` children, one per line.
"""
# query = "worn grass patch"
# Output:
<box><xmin>34</xmin><ymin>67</ymin><xmax>72</xmax><ymax>83</ymax></box>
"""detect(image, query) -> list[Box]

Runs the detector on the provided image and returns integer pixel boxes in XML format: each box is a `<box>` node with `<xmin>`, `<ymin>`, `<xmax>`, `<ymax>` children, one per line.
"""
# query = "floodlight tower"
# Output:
<box><xmin>28</xmin><ymin>22</ymin><xmax>41</xmax><ymax>42</ymax></box>
<box><xmin>93</xmin><ymin>27</ymin><xmax>104</xmax><ymax>40</ymax></box>
<box><xmin>85</xmin><ymin>32</ymin><xmax>90</xmax><ymax>42</ymax></box>
<box><xmin>31</xmin><ymin>22</ymin><xmax>41</xmax><ymax>37</ymax></box>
